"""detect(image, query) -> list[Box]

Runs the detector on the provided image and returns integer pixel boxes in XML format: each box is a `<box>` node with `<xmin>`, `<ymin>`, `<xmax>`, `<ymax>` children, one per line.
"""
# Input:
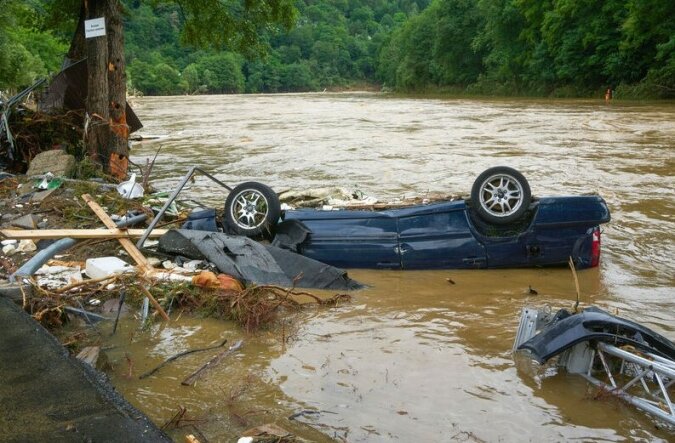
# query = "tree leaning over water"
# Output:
<box><xmin>60</xmin><ymin>0</ymin><xmax>296</xmax><ymax>177</ymax></box>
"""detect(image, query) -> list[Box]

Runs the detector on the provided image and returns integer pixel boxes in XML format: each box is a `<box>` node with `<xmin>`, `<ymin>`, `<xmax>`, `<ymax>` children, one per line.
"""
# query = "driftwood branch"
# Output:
<box><xmin>139</xmin><ymin>338</ymin><xmax>228</xmax><ymax>379</ymax></box>
<box><xmin>181</xmin><ymin>340</ymin><xmax>243</xmax><ymax>386</ymax></box>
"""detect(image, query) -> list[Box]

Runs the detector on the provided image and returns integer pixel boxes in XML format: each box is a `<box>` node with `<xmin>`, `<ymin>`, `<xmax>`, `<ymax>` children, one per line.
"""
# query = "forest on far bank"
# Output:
<box><xmin>1</xmin><ymin>0</ymin><xmax>673</xmax><ymax>98</ymax></box>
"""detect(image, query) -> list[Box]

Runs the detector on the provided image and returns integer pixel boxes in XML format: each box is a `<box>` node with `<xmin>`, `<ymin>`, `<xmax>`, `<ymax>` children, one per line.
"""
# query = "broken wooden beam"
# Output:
<box><xmin>81</xmin><ymin>194</ymin><xmax>170</xmax><ymax>323</ymax></box>
<box><xmin>0</xmin><ymin>228</ymin><xmax>168</xmax><ymax>240</ymax></box>
<box><xmin>82</xmin><ymin>194</ymin><xmax>154</xmax><ymax>272</ymax></box>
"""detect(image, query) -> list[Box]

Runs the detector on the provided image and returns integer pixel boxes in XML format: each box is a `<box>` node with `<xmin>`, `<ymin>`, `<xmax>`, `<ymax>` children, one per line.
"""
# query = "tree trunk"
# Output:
<box><xmin>84</xmin><ymin>0</ymin><xmax>110</xmax><ymax>168</ymax></box>
<box><xmin>106</xmin><ymin>0</ymin><xmax>129</xmax><ymax>179</ymax></box>
<box><xmin>65</xmin><ymin>2</ymin><xmax>86</xmax><ymax>66</ymax></box>
<box><xmin>74</xmin><ymin>0</ymin><xmax>129</xmax><ymax>179</ymax></box>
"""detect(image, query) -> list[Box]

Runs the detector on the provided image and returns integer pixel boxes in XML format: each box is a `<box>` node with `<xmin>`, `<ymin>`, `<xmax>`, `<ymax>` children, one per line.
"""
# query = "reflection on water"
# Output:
<box><xmin>111</xmin><ymin>93</ymin><xmax>675</xmax><ymax>441</ymax></box>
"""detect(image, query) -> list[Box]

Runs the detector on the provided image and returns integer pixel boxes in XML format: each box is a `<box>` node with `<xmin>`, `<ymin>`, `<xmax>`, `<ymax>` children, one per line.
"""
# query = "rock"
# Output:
<box><xmin>1</xmin><ymin>240</ymin><xmax>17</xmax><ymax>246</ymax></box>
<box><xmin>26</xmin><ymin>150</ymin><xmax>76</xmax><ymax>178</ymax></box>
<box><xmin>35</xmin><ymin>265</ymin><xmax>83</xmax><ymax>289</ymax></box>
<box><xmin>162</xmin><ymin>260</ymin><xmax>177</xmax><ymax>270</ymax></box>
<box><xmin>183</xmin><ymin>260</ymin><xmax>204</xmax><ymax>271</ymax></box>
<box><xmin>147</xmin><ymin>257</ymin><xmax>162</xmax><ymax>267</ymax></box>
<box><xmin>16</xmin><ymin>240</ymin><xmax>37</xmax><ymax>253</ymax></box>
<box><xmin>1</xmin><ymin>213</ymin><xmax>18</xmax><ymax>222</ymax></box>
<box><xmin>2</xmin><ymin>244</ymin><xmax>17</xmax><ymax>255</ymax></box>
<box><xmin>10</xmin><ymin>214</ymin><xmax>40</xmax><ymax>229</ymax></box>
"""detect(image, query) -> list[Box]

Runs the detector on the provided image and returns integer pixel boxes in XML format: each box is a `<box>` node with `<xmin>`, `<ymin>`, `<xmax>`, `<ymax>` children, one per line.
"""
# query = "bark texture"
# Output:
<box><xmin>85</xmin><ymin>0</ymin><xmax>109</xmax><ymax>166</ymax></box>
<box><xmin>106</xmin><ymin>0</ymin><xmax>128</xmax><ymax>178</ymax></box>
<box><xmin>76</xmin><ymin>0</ymin><xmax>128</xmax><ymax>178</ymax></box>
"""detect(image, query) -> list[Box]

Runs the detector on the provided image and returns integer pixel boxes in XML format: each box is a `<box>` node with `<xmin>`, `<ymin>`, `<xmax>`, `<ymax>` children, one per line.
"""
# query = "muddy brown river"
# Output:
<box><xmin>108</xmin><ymin>93</ymin><xmax>674</xmax><ymax>441</ymax></box>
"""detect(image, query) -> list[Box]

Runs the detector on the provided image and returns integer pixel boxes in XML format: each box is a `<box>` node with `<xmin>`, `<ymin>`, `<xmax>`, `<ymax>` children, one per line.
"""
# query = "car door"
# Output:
<box><xmin>290</xmin><ymin>210</ymin><xmax>401</xmax><ymax>269</ymax></box>
<box><xmin>397</xmin><ymin>204</ymin><xmax>486</xmax><ymax>269</ymax></box>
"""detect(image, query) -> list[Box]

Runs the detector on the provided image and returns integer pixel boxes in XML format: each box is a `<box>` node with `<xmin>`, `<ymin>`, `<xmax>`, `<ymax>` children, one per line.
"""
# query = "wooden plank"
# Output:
<box><xmin>81</xmin><ymin>194</ymin><xmax>153</xmax><ymax>273</ymax></box>
<box><xmin>0</xmin><ymin>228</ymin><xmax>168</xmax><ymax>240</ymax></box>
<box><xmin>80</xmin><ymin>194</ymin><xmax>170</xmax><ymax>323</ymax></box>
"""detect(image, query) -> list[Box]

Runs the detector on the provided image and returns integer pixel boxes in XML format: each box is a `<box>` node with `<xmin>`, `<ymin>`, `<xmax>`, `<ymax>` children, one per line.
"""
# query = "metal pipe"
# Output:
<box><xmin>136</xmin><ymin>167</ymin><xmax>198</xmax><ymax>249</ymax></box>
<box><xmin>582</xmin><ymin>374</ymin><xmax>675</xmax><ymax>426</ymax></box>
<box><xmin>136</xmin><ymin>167</ymin><xmax>232</xmax><ymax>249</ymax></box>
<box><xmin>597</xmin><ymin>342</ymin><xmax>675</xmax><ymax>379</ymax></box>
<box><xmin>10</xmin><ymin>238</ymin><xmax>78</xmax><ymax>281</ymax></box>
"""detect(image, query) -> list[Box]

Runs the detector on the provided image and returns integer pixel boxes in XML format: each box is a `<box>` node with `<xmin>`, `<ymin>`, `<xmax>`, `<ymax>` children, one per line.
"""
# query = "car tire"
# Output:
<box><xmin>224</xmin><ymin>182</ymin><xmax>281</xmax><ymax>237</ymax></box>
<box><xmin>471</xmin><ymin>166</ymin><xmax>531</xmax><ymax>225</ymax></box>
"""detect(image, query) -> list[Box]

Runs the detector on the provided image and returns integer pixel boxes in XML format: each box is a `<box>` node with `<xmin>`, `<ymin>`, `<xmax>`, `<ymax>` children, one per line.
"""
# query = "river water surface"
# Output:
<box><xmin>108</xmin><ymin>93</ymin><xmax>674</xmax><ymax>441</ymax></box>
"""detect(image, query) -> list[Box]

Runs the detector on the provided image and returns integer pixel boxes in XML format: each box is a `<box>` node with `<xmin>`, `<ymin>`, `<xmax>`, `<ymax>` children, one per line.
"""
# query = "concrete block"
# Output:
<box><xmin>26</xmin><ymin>150</ymin><xmax>76</xmax><ymax>178</ymax></box>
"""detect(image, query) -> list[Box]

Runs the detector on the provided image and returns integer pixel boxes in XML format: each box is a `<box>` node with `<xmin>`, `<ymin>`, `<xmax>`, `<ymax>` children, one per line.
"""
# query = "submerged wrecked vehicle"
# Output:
<box><xmin>221</xmin><ymin>166</ymin><xmax>611</xmax><ymax>270</ymax></box>
<box><xmin>514</xmin><ymin>306</ymin><xmax>675</xmax><ymax>427</ymax></box>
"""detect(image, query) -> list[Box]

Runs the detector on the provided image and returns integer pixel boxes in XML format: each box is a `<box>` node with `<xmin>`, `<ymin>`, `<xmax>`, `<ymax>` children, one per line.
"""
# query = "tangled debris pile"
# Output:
<box><xmin>278</xmin><ymin>186</ymin><xmax>462</xmax><ymax>210</ymax></box>
<box><xmin>1</xmin><ymin>108</ymin><xmax>87</xmax><ymax>174</ymax></box>
<box><xmin>0</xmin><ymin>163</ymin><xmax>358</xmax><ymax>443</ymax></box>
<box><xmin>0</xmin><ymin>168</ymin><xmax>353</xmax><ymax>343</ymax></box>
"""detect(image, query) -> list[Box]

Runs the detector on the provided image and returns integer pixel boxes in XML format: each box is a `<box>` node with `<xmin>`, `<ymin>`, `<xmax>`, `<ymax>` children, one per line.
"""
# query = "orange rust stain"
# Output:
<box><xmin>109</xmin><ymin>105</ymin><xmax>129</xmax><ymax>139</ymax></box>
<box><xmin>109</xmin><ymin>153</ymin><xmax>128</xmax><ymax>180</ymax></box>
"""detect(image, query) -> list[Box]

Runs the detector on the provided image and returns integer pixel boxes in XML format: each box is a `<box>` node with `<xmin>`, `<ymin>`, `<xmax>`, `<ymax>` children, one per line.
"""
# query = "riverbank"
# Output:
<box><xmin>129</xmin><ymin>80</ymin><xmax>675</xmax><ymax>100</ymax></box>
<box><xmin>0</xmin><ymin>295</ymin><xmax>170</xmax><ymax>442</ymax></box>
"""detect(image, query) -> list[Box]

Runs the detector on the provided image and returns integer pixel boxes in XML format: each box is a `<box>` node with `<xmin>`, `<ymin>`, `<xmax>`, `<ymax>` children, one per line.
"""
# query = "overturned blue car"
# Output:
<box><xmin>222</xmin><ymin>166</ymin><xmax>611</xmax><ymax>270</ymax></box>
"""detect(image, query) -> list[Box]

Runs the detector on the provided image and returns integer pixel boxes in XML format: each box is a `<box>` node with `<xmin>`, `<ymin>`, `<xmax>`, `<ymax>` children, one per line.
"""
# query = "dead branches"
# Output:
<box><xmin>181</xmin><ymin>340</ymin><xmax>243</xmax><ymax>386</ymax></box>
<box><xmin>174</xmin><ymin>282</ymin><xmax>351</xmax><ymax>332</ymax></box>
<box><xmin>139</xmin><ymin>338</ymin><xmax>229</xmax><ymax>379</ymax></box>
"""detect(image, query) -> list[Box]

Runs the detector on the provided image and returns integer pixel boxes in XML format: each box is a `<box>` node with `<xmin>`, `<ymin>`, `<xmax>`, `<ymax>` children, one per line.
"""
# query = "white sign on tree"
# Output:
<box><xmin>84</xmin><ymin>17</ymin><xmax>106</xmax><ymax>39</ymax></box>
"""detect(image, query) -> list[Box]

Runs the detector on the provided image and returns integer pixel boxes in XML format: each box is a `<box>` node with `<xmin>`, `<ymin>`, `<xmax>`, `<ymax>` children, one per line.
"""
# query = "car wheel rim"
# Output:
<box><xmin>230</xmin><ymin>189</ymin><xmax>269</xmax><ymax>230</ymax></box>
<box><xmin>478</xmin><ymin>173</ymin><xmax>524</xmax><ymax>218</ymax></box>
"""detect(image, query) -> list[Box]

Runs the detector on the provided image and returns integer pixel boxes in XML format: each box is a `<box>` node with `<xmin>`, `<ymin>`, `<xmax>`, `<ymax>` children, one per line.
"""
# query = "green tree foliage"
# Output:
<box><xmin>123</xmin><ymin>0</ymin><xmax>430</xmax><ymax>94</ymax></box>
<box><xmin>195</xmin><ymin>53</ymin><xmax>245</xmax><ymax>93</ymax></box>
<box><xmin>6</xmin><ymin>0</ymin><xmax>671</xmax><ymax>97</ymax></box>
<box><xmin>0</xmin><ymin>0</ymin><xmax>68</xmax><ymax>92</ymax></box>
<box><xmin>379</xmin><ymin>0</ymin><xmax>674</xmax><ymax>97</ymax></box>
<box><xmin>617</xmin><ymin>0</ymin><xmax>675</xmax><ymax>96</ymax></box>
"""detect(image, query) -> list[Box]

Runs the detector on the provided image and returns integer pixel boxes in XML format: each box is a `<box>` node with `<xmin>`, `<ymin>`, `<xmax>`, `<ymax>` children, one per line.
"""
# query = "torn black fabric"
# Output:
<box><xmin>159</xmin><ymin>229</ymin><xmax>361</xmax><ymax>290</ymax></box>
